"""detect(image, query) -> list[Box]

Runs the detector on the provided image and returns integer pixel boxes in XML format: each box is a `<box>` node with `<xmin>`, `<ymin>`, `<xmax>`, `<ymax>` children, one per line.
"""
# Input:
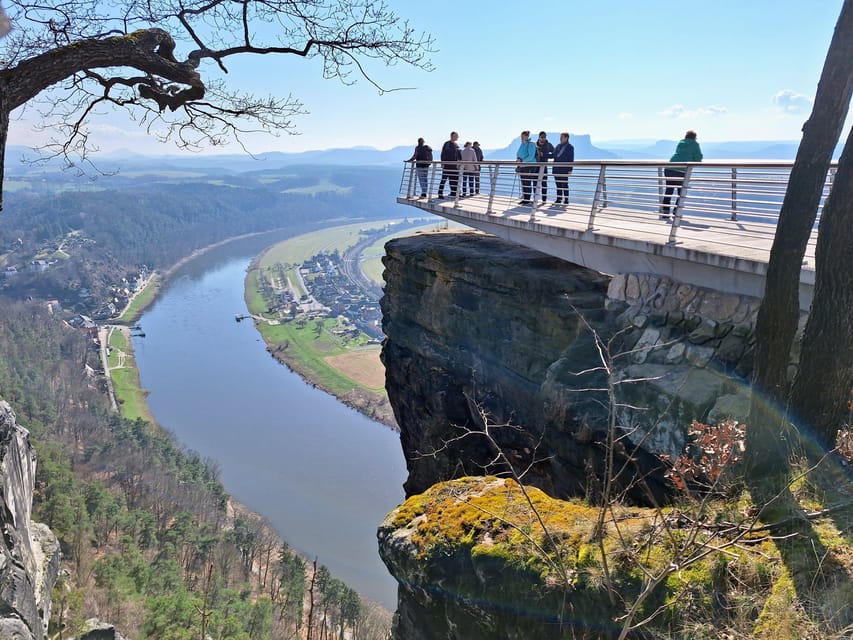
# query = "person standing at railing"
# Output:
<box><xmin>661</xmin><ymin>130</ymin><xmax>703</xmax><ymax>220</ymax></box>
<box><xmin>437</xmin><ymin>131</ymin><xmax>461</xmax><ymax>199</ymax></box>
<box><xmin>407</xmin><ymin>137</ymin><xmax>433</xmax><ymax>198</ymax></box>
<box><xmin>460</xmin><ymin>141</ymin><xmax>478</xmax><ymax>197</ymax></box>
<box><xmin>516</xmin><ymin>130</ymin><xmax>538</xmax><ymax>205</ymax></box>
<box><xmin>552</xmin><ymin>132</ymin><xmax>574</xmax><ymax>205</ymax></box>
<box><xmin>535</xmin><ymin>131</ymin><xmax>555</xmax><ymax>202</ymax></box>
<box><xmin>472</xmin><ymin>141</ymin><xmax>484</xmax><ymax>194</ymax></box>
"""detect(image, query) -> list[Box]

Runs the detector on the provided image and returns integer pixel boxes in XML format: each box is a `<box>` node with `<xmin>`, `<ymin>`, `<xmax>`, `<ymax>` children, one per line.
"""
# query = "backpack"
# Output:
<box><xmin>416</xmin><ymin>145</ymin><xmax>433</xmax><ymax>166</ymax></box>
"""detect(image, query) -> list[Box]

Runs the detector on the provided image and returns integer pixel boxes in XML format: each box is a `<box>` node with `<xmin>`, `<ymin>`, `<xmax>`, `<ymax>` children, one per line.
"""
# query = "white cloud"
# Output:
<box><xmin>772</xmin><ymin>90</ymin><xmax>812</xmax><ymax>114</ymax></box>
<box><xmin>659</xmin><ymin>104</ymin><xmax>686</xmax><ymax>118</ymax></box>
<box><xmin>658</xmin><ymin>104</ymin><xmax>727</xmax><ymax>119</ymax></box>
<box><xmin>618</xmin><ymin>112</ymin><xmax>634</xmax><ymax>120</ymax></box>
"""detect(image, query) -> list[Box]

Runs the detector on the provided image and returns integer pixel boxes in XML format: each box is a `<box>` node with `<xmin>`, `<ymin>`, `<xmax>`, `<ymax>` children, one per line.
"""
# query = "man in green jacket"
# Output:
<box><xmin>661</xmin><ymin>130</ymin><xmax>703</xmax><ymax>219</ymax></box>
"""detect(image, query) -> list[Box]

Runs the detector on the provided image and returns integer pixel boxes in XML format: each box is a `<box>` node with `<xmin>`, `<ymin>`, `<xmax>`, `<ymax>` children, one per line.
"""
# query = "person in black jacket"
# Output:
<box><xmin>407</xmin><ymin>137</ymin><xmax>432</xmax><ymax>198</ymax></box>
<box><xmin>472</xmin><ymin>141</ymin><xmax>484</xmax><ymax>194</ymax></box>
<box><xmin>437</xmin><ymin>132</ymin><xmax>461</xmax><ymax>198</ymax></box>
<box><xmin>552</xmin><ymin>132</ymin><xmax>574</xmax><ymax>205</ymax></box>
<box><xmin>535</xmin><ymin>131</ymin><xmax>554</xmax><ymax>202</ymax></box>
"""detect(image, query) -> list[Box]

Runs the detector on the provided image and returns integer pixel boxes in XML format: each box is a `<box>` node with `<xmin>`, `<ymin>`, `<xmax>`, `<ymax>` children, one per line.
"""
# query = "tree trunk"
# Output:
<box><xmin>747</xmin><ymin>0</ymin><xmax>853</xmax><ymax>477</ymax></box>
<box><xmin>0</xmin><ymin>90</ymin><xmax>7</xmax><ymax>212</ymax></box>
<box><xmin>790</xmin><ymin>125</ymin><xmax>853</xmax><ymax>447</ymax></box>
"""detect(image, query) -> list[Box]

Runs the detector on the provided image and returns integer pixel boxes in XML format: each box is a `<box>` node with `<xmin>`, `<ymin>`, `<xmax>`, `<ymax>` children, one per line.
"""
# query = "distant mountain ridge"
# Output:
<box><xmin>5</xmin><ymin>135</ymin><xmax>843</xmax><ymax>176</ymax></box>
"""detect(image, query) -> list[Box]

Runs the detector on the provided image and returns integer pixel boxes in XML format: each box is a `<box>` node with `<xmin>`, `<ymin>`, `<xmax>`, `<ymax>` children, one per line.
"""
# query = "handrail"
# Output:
<box><xmin>399</xmin><ymin>159</ymin><xmax>836</xmax><ymax>245</ymax></box>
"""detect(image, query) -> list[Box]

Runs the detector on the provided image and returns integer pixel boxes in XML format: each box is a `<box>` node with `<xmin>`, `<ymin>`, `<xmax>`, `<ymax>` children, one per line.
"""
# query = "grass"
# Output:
<box><xmin>117</xmin><ymin>275</ymin><xmax>161</xmax><ymax>324</ymax></box>
<box><xmin>106</xmin><ymin>328</ymin><xmax>152</xmax><ymax>422</ymax></box>
<box><xmin>281</xmin><ymin>179</ymin><xmax>352</xmax><ymax>196</ymax></box>
<box><xmin>360</xmin><ymin>220</ymin><xmax>468</xmax><ymax>284</ymax></box>
<box><xmin>252</xmin><ymin>316</ymin><xmax>367</xmax><ymax>396</ymax></box>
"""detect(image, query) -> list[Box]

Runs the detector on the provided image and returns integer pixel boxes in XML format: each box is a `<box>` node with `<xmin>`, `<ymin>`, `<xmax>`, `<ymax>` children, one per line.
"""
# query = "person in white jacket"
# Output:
<box><xmin>460</xmin><ymin>141</ymin><xmax>479</xmax><ymax>197</ymax></box>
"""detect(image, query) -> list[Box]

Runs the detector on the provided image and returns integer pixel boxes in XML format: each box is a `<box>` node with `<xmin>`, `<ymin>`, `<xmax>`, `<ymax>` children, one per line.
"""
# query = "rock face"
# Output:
<box><xmin>0</xmin><ymin>400</ymin><xmax>61</xmax><ymax>640</ymax></box>
<box><xmin>381</xmin><ymin>233</ymin><xmax>763</xmax><ymax>501</ymax></box>
<box><xmin>379</xmin><ymin>232</ymin><xmax>769</xmax><ymax>637</ymax></box>
<box><xmin>381</xmin><ymin>231</ymin><xmax>635</xmax><ymax>500</ymax></box>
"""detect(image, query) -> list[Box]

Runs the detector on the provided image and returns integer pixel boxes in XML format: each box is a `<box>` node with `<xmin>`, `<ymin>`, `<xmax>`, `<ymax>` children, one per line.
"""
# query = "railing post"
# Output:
<box><xmin>730</xmin><ymin>168</ymin><xmax>738</xmax><ymax>221</ymax></box>
<box><xmin>406</xmin><ymin>161</ymin><xmax>416</xmax><ymax>198</ymax></box>
<box><xmin>667</xmin><ymin>166</ymin><xmax>692</xmax><ymax>244</ymax></box>
<box><xmin>531</xmin><ymin>164</ymin><xmax>545</xmax><ymax>218</ymax></box>
<box><xmin>487</xmin><ymin>164</ymin><xmax>498</xmax><ymax>214</ymax></box>
<box><xmin>589</xmin><ymin>165</ymin><xmax>607</xmax><ymax>229</ymax></box>
<box><xmin>453</xmin><ymin>164</ymin><xmax>463</xmax><ymax>208</ymax></box>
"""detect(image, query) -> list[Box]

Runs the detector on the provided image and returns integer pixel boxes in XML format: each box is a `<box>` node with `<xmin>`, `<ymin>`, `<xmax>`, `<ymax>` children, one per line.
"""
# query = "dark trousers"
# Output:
<box><xmin>538</xmin><ymin>164</ymin><xmax>548</xmax><ymax>200</ymax></box>
<box><xmin>473</xmin><ymin>170</ymin><xmax>480</xmax><ymax>194</ymax></box>
<box><xmin>554</xmin><ymin>170</ymin><xmax>571</xmax><ymax>202</ymax></box>
<box><xmin>462</xmin><ymin>172</ymin><xmax>476</xmax><ymax>195</ymax></box>
<box><xmin>661</xmin><ymin>168</ymin><xmax>685</xmax><ymax>214</ymax></box>
<box><xmin>518</xmin><ymin>166</ymin><xmax>537</xmax><ymax>202</ymax></box>
<box><xmin>438</xmin><ymin>165</ymin><xmax>458</xmax><ymax>196</ymax></box>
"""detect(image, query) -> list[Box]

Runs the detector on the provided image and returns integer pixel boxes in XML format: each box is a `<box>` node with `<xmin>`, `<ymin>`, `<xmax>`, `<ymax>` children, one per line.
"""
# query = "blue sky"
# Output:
<box><xmin>9</xmin><ymin>0</ymin><xmax>850</xmax><ymax>154</ymax></box>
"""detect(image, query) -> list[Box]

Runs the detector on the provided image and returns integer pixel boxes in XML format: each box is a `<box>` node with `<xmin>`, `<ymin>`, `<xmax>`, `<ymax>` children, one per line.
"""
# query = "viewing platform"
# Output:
<box><xmin>396</xmin><ymin>160</ymin><xmax>835</xmax><ymax>310</ymax></box>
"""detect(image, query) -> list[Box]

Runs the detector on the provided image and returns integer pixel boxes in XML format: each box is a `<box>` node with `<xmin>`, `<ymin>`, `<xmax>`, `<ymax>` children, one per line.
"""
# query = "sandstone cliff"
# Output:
<box><xmin>0</xmin><ymin>400</ymin><xmax>61</xmax><ymax>640</ymax></box>
<box><xmin>379</xmin><ymin>231</ymin><xmax>773</xmax><ymax>639</ymax></box>
<box><xmin>381</xmin><ymin>232</ymin><xmax>760</xmax><ymax>507</ymax></box>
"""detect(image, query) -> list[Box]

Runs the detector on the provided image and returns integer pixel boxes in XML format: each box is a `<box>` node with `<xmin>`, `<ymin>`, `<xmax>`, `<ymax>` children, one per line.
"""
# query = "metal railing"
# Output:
<box><xmin>399</xmin><ymin>159</ymin><xmax>837</xmax><ymax>245</ymax></box>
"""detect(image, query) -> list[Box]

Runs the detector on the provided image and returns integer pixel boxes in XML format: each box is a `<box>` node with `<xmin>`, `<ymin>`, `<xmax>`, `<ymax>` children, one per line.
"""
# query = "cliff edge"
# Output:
<box><xmin>0</xmin><ymin>400</ymin><xmax>61</xmax><ymax>640</ymax></box>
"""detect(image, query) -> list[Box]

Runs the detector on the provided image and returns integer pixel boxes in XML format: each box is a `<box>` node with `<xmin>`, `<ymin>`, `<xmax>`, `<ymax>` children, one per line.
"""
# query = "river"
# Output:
<box><xmin>131</xmin><ymin>230</ymin><xmax>406</xmax><ymax>609</ymax></box>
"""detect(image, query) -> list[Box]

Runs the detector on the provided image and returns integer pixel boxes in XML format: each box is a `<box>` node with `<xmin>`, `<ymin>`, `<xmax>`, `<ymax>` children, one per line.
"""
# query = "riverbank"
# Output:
<box><xmin>245</xmin><ymin>252</ymin><xmax>397</xmax><ymax>428</ymax></box>
<box><xmin>102</xmin><ymin>231</ymin><xmax>398</xmax><ymax>623</ymax></box>
<box><xmin>104</xmin><ymin>325</ymin><xmax>154</xmax><ymax>422</ymax></box>
<box><xmin>116</xmin><ymin>229</ymin><xmax>289</xmax><ymax>324</ymax></box>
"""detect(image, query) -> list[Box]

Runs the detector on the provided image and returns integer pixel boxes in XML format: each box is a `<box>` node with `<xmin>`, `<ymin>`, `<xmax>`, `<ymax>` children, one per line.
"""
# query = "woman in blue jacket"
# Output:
<box><xmin>516</xmin><ymin>131</ymin><xmax>537</xmax><ymax>205</ymax></box>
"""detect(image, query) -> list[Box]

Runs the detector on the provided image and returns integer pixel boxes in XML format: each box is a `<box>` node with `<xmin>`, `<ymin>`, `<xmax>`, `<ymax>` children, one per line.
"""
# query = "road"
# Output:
<box><xmin>98</xmin><ymin>325</ymin><xmax>119</xmax><ymax>413</ymax></box>
<box><xmin>341</xmin><ymin>234</ymin><xmax>383</xmax><ymax>300</ymax></box>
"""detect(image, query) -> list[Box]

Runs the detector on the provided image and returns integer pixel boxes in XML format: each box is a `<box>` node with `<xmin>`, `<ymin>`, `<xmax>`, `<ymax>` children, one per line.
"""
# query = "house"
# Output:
<box><xmin>92</xmin><ymin>303</ymin><xmax>117</xmax><ymax>321</ymax></box>
<box><xmin>4</xmin><ymin>266</ymin><xmax>17</xmax><ymax>278</ymax></box>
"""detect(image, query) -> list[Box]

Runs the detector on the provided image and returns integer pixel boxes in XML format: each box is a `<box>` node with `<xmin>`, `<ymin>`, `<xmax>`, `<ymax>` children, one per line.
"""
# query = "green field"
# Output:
<box><xmin>281</xmin><ymin>179</ymin><xmax>352</xmax><ymax>196</ymax></box>
<box><xmin>360</xmin><ymin>220</ymin><xmax>467</xmax><ymax>284</ymax></box>
<box><xmin>258</xmin><ymin>219</ymin><xmax>400</xmax><ymax>268</ymax></box>
<box><xmin>107</xmin><ymin>328</ymin><xmax>151</xmax><ymax>422</ymax></box>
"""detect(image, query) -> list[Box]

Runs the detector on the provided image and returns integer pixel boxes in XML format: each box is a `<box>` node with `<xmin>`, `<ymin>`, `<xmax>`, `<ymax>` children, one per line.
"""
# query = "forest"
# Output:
<box><xmin>0</xmin><ymin>164</ymin><xmax>403</xmax><ymax>639</ymax></box>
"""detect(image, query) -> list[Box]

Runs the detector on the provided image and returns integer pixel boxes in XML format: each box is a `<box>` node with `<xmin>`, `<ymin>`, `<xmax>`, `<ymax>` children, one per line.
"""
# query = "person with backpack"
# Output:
<box><xmin>407</xmin><ymin>137</ymin><xmax>433</xmax><ymax>198</ymax></box>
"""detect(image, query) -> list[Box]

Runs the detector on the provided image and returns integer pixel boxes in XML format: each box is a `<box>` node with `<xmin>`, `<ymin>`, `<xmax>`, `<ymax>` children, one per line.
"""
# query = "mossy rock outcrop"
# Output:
<box><xmin>378</xmin><ymin>476</ymin><xmax>853</xmax><ymax>640</ymax></box>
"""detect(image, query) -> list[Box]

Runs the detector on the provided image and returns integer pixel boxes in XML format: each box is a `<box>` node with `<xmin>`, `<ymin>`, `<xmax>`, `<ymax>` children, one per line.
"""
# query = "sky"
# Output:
<box><xmin>8</xmin><ymin>0</ymin><xmax>851</xmax><ymax>155</ymax></box>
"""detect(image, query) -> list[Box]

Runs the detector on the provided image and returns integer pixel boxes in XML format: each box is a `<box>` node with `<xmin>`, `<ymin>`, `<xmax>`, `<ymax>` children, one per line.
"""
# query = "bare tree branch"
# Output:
<box><xmin>0</xmin><ymin>0</ymin><xmax>435</xmax><ymax>208</ymax></box>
